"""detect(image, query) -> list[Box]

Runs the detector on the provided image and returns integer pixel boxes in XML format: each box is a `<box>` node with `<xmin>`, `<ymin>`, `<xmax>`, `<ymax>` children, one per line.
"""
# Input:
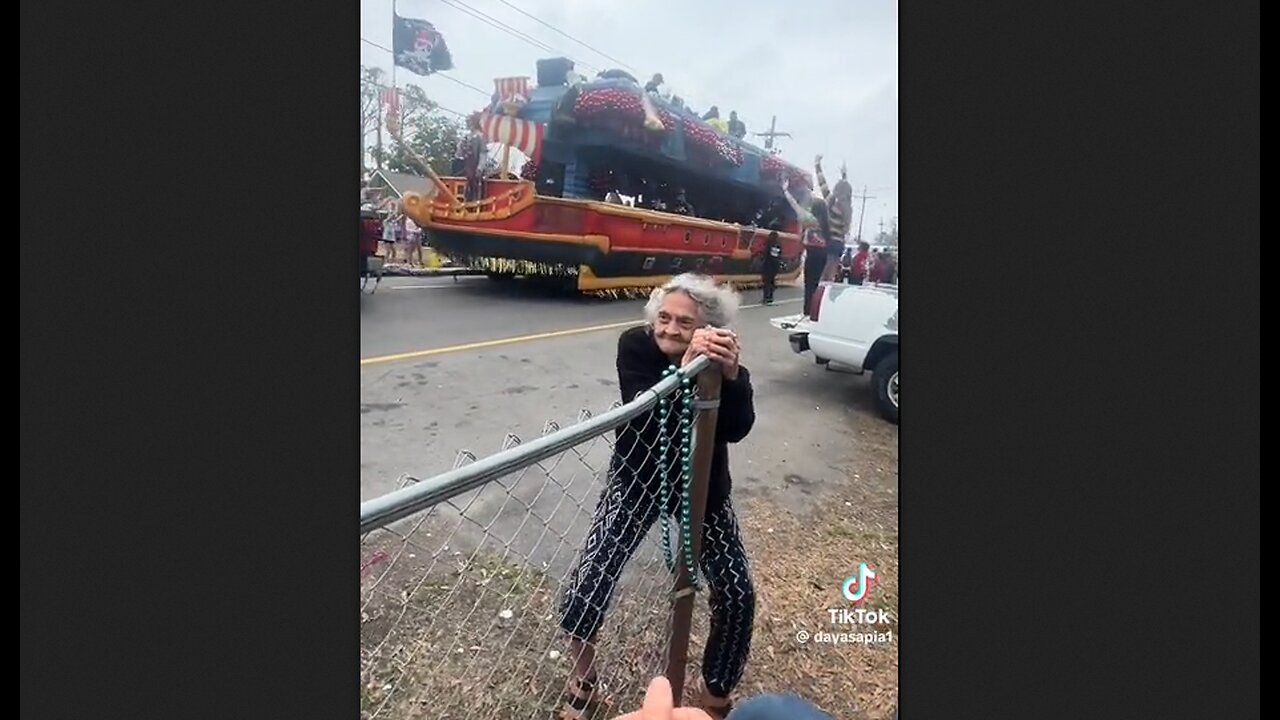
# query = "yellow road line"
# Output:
<box><xmin>358</xmin><ymin>297</ymin><xmax>802</xmax><ymax>367</ymax></box>
<box><xmin>359</xmin><ymin>319</ymin><xmax>642</xmax><ymax>367</ymax></box>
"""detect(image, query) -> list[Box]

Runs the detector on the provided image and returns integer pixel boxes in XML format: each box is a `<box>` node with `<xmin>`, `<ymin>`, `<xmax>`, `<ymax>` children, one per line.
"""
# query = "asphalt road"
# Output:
<box><xmin>360</xmin><ymin>275</ymin><xmax>896</xmax><ymax>576</ymax></box>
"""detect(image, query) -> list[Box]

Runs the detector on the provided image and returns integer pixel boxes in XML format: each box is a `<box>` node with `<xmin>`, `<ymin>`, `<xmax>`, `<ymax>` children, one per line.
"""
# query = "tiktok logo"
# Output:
<box><xmin>841</xmin><ymin>563</ymin><xmax>878</xmax><ymax>603</ymax></box>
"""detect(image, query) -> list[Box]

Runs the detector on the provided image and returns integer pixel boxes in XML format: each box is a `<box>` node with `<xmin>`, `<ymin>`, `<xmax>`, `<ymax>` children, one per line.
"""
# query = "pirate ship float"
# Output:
<box><xmin>398</xmin><ymin>60</ymin><xmax>812</xmax><ymax>296</ymax></box>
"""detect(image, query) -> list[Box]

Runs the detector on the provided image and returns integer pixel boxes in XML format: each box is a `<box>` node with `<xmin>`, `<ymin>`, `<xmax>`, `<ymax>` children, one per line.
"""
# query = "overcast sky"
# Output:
<box><xmin>362</xmin><ymin>0</ymin><xmax>898</xmax><ymax>234</ymax></box>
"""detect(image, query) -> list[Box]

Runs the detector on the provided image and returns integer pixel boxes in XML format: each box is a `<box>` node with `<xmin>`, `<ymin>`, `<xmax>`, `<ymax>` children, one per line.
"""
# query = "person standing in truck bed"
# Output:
<box><xmin>814</xmin><ymin>155</ymin><xmax>852</xmax><ymax>280</ymax></box>
<box><xmin>780</xmin><ymin>177</ymin><xmax>833</xmax><ymax>317</ymax></box>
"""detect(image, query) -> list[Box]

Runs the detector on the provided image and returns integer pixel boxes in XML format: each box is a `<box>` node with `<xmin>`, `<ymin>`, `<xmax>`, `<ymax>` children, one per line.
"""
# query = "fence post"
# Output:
<box><xmin>664</xmin><ymin>363</ymin><xmax>723</xmax><ymax>705</ymax></box>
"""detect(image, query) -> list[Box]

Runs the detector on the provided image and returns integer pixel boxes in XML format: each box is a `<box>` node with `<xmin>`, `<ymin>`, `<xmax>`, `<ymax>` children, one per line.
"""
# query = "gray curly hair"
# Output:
<box><xmin>643</xmin><ymin>273</ymin><xmax>741</xmax><ymax>328</ymax></box>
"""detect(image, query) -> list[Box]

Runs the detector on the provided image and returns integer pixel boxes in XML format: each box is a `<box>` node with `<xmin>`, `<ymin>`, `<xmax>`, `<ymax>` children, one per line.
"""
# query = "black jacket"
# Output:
<box><xmin>610</xmin><ymin>326</ymin><xmax>755</xmax><ymax>515</ymax></box>
<box><xmin>763</xmin><ymin>237</ymin><xmax>783</xmax><ymax>272</ymax></box>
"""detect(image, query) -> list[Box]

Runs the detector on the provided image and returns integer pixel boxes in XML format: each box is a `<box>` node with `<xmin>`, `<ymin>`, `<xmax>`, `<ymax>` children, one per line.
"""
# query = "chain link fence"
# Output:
<box><xmin>360</xmin><ymin>357</ymin><xmax>719</xmax><ymax>720</ymax></box>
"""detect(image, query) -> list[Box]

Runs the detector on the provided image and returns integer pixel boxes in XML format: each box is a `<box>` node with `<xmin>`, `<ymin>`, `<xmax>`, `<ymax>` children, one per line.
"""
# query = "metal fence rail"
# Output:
<box><xmin>360</xmin><ymin>356</ymin><xmax>718</xmax><ymax>720</ymax></box>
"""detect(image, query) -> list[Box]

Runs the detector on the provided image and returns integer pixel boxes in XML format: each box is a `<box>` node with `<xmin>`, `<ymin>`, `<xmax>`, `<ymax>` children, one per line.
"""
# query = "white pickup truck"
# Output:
<box><xmin>770</xmin><ymin>282</ymin><xmax>899</xmax><ymax>423</ymax></box>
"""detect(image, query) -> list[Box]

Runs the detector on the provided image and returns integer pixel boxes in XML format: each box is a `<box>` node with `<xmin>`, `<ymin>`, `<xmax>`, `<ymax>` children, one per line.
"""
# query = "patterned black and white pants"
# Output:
<box><xmin>559</xmin><ymin>472</ymin><xmax>756</xmax><ymax>697</ymax></box>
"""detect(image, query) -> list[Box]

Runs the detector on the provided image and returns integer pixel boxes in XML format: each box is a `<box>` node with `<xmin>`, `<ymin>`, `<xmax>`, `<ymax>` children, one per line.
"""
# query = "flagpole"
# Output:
<box><xmin>390</xmin><ymin>0</ymin><xmax>398</xmax><ymax>90</ymax></box>
<box><xmin>390</xmin><ymin>0</ymin><xmax>398</xmax><ymax>134</ymax></box>
<box><xmin>375</xmin><ymin>91</ymin><xmax>384</xmax><ymax>170</ymax></box>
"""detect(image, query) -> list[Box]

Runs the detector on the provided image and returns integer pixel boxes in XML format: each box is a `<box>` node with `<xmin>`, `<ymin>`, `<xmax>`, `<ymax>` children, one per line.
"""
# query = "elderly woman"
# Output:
<box><xmin>559</xmin><ymin>274</ymin><xmax>757</xmax><ymax>720</ymax></box>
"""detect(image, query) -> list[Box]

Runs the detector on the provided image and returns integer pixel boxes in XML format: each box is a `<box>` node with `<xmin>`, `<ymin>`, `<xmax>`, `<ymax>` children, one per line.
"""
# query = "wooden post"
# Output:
<box><xmin>664</xmin><ymin>366</ymin><xmax>723</xmax><ymax>705</ymax></box>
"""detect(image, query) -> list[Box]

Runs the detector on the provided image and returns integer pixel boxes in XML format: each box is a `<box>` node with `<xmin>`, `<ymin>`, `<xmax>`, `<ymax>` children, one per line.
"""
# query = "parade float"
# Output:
<box><xmin>397</xmin><ymin>60</ymin><xmax>812</xmax><ymax>296</ymax></box>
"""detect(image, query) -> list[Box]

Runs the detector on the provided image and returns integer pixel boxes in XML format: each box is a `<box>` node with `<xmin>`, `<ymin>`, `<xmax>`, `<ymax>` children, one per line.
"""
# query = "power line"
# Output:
<box><xmin>487</xmin><ymin>2</ymin><xmax>760</xmax><ymax>134</ymax></box>
<box><xmin>493</xmin><ymin>0</ymin><xmax>638</xmax><ymax>74</ymax></box>
<box><xmin>360</xmin><ymin>36</ymin><xmax>490</xmax><ymax>98</ymax></box>
<box><xmin>360</xmin><ymin>36</ymin><xmax>389</xmax><ymax>54</ymax></box>
<box><xmin>376</xmin><ymin>12</ymin><xmax>758</xmax><ymax>134</ymax></box>
<box><xmin>435</xmin><ymin>73</ymin><xmax>490</xmax><ymax>97</ymax></box>
<box><xmin>365</xmin><ymin>27</ymin><xmax>765</xmax><ymax>135</ymax></box>
<box><xmin>435</xmin><ymin>0</ymin><xmax>598</xmax><ymax>73</ymax></box>
<box><xmin>363</xmin><ymin>78</ymin><xmax>470</xmax><ymax>118</ymax></box>
<box><xmin>436</xmin><ymin>0</ymin><xmax>563</xmax><ymax>58</ymax></box>
<box><xmin>366</xmin><ymin>27</ymin><xmax>769</xmax><ymax>156</ymax></box>
<box><xmin>428</xmin><ymin>105</ymin><xmax>467</xmax><ymax>118</ymax></box>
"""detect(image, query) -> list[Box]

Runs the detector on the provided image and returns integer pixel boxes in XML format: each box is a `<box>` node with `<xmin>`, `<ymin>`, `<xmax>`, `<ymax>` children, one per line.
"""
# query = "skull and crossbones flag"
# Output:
<box><xmin>392</xmin><ymin>14</ymin><xmax>454</xmax><ymax>76</ymax></box>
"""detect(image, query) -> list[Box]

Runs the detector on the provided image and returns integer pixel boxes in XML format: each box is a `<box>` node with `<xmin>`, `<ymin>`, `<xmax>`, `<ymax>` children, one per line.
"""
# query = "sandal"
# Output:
<box><xmin>559</xmin><ymin>673</ymin><xmax>612</xmax><ymax>720</ymax></box>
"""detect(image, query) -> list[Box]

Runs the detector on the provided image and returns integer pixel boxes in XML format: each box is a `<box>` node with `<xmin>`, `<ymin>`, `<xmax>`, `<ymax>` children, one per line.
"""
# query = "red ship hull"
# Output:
<box><xmin>401</xmin><ymin>179</ymin><xmax>804</xmax><ymax>293</ymax></box>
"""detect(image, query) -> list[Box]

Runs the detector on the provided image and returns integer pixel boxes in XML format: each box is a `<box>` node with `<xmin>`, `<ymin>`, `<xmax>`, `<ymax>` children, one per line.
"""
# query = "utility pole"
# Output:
<box><xmin>376</xmin><ymin>92</ymin><xmax>384</xmax><ymax>170</ymax></box>
<box><xmin>754</xmin><ymin>115</ymin><xmax>792</xmax><ymax>152</ymax></box>
<box><xmin>853</xmin><ymin>186</ymin><xmax>876</xmax><ymax>243</ymax></box>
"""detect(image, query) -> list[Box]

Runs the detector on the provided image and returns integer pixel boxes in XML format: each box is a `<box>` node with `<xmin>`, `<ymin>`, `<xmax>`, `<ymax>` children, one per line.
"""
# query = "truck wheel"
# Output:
<box><xmin>872</xmin><ymin>351</ymin><xmax>899</xmax><ymax>424</ymax></box>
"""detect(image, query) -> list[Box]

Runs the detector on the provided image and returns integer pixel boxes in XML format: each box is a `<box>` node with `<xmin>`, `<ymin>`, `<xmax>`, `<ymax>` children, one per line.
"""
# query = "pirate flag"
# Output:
<box><xmin>392</xmin><ymin>14</ymin><xmax>454</xmax><ymax>77</ymax></box>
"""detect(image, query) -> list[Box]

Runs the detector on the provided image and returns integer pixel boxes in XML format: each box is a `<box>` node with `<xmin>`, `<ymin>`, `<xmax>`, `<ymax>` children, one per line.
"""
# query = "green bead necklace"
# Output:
<box><xmin>658</xmin><ymin>364</ymin><xmax>699</xmax><ymax>588</ymax></box>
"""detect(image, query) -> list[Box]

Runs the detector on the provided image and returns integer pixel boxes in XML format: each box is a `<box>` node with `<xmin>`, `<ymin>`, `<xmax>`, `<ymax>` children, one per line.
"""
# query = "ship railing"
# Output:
<box><xmin>427</xmin><ymin>178</ymin><xmax>534</xmax><ymax>222</ymax></box>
